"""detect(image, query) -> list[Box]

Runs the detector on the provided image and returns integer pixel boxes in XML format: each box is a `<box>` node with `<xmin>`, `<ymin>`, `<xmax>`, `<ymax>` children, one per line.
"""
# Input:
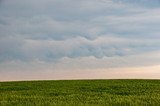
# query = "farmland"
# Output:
<box><xmin>0</xmin><ymin>80</ymin><xmax>160</xmax><ymax>106</ymax></box>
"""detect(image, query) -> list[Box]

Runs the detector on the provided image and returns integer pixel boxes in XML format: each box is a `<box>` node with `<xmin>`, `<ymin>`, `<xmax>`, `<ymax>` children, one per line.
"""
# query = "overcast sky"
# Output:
<box><xmin>0</xmin><ymin>0</ymin><xmax>160</xmax><ymax>81</ymax></box>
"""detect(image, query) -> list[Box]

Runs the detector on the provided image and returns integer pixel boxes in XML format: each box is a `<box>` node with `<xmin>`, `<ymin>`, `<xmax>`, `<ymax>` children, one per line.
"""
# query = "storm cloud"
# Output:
<box><xmin>0</xmin><ymin>0</ymin><xmax>160</xmax><ymax>80</ymax></box>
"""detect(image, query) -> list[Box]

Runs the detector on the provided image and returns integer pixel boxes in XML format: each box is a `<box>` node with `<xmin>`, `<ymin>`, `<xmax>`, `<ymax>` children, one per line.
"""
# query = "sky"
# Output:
<box><xmin>0</xmin><ymin>0</ymin><xmax>160</xmax><ymax>81</ymax></box>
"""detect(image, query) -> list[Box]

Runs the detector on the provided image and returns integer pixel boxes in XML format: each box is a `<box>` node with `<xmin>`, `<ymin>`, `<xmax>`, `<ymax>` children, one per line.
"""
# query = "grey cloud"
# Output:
<box><xmin>113</xmin><ymin>0</ymin><xmax>160</xmax><ymax>8</ymax></box>
<box><xmin>1</xmin><ymin>36</ymin><xmax>159</xmax><ymax>62</ymax></box>
<box><xmin>0</xmin><ymin>0</ymin><xmax>160</xmax><ymax>63</ymax></box>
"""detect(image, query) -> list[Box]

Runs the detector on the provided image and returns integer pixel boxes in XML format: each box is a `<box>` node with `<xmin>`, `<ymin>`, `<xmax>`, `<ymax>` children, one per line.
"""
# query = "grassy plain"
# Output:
<box><xmin>0</xmin><ymin>79</ymin><xmax>160</xmax><ymax>106</ymax></box>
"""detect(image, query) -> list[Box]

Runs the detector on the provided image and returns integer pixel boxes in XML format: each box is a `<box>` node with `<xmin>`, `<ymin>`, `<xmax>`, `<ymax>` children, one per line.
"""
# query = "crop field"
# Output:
<box><xmin>0</xmin><ymin>80</ymin><xmax>160</xmax><ymax>106</ymax></box>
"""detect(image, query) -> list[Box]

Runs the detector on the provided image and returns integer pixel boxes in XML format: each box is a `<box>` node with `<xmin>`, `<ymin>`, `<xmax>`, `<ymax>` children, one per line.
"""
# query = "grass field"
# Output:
<box><xmin>0</xmin><ymin>80</ymin><xmax>160</xmax><ymax>106</ymax></box>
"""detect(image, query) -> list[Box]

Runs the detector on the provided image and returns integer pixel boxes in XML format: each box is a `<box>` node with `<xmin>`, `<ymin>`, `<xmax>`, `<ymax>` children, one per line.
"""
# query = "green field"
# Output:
<box><xmin>0</xmin><ymin>80</ymin><xmax>160</xmax><ymax>106</ymax></box>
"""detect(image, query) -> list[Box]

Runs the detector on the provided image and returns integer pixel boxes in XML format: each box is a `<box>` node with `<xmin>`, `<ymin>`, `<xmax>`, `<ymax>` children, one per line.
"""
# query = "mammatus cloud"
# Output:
<box><xmin>0</xmin><ymin>0</ymin><xmax>160</xmax><ymax>80</ymax></box>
